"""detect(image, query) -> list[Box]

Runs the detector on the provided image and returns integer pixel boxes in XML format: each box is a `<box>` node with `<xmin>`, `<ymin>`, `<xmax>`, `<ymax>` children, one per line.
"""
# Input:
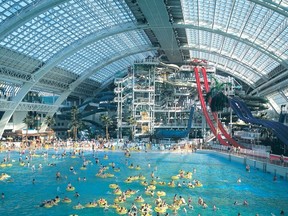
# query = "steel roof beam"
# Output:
<box><xmin>180</xmin><ymin>46</ymin><xmax>259</xmax><ymax>86</ymax></box>
<box><xmin>174</xmin><ymin>23</ymin><xmax>288</xmax><ymax>69</ymax></box>
<box><xmin>248</xmin><ymin>0</ymin><xmax>288</xmax><ymax>17</ymax></box>
<box><xmin>0</xmin><ymin>0</ymin><xmax>67</xmax><ymax>41</ymax></box>
<box><xmin>250</xmin><ymin>69</ymin><xmax>288</xmax><ymax>95</ymax></box>
<box><xmin>137</xmin><ymin>0</ymin><xmax>183</xmax><ymax>62</ymax></box>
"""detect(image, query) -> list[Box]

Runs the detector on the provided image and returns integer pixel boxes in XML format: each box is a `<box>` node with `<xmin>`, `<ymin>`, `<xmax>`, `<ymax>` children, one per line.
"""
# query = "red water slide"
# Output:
<box><xmin>201</xmin><ymin>67</ymin><xmax>242</xmax><ymax>148</ymax></box>
<box><xmin>194</xmin><ymin>67</ymin><xmax>230</xmax><ymax>146</ymax></box>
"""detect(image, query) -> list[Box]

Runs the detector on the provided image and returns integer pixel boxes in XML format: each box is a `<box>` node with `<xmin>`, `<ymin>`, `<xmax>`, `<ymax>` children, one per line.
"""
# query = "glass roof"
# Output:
<box><xmin>0</xmin><ymin>81</ymin><xmax>21</xmax><ymax>97</ymax></box>
<box><xmin>58</xmin><ymin>30</ymin><xmax>154</xmax><ymax>76</ymax></box>
<box><xmin>267</xmin><ymin>89</ymin><xmax>288</xmax><ymax>111</ymax></box>
<box><xmin>0</xmin><ymin>0</ymin><xmax>287</xmax><ymax>113</ymax></box>
<box><xmin>181</xmin><ymin>0</ymin><xmax>287</xmax><ymax>85</ymax></box>
<box><xmin>0</xmin><ymin>0</ymin><xmax>36</xmax><ymax>24</ymax></box>
<box><xmin>91</xmin><ymin>52</ymin><xmax>154</xmax><ymax>83</ymax></box>
<box><xmin>0</xmin><ymin>0</ymin><xmax>137</xmax><ymax>61</ymax></box>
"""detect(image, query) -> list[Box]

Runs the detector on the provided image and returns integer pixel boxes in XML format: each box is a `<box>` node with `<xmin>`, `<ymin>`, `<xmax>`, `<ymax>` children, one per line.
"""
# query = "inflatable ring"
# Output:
<box><xmin>85</xmin><ymin>203</ymin><xmax>97</xmax><ymax>208</ymax></box>
<box><xmin>80</xmin><ymin>167</ymin><xmax>87</xmax><ymax>170</ymax></box>
<box><xmin>145</xmin><ymin>190</ymin><xmax>154</xmax><ymax>196</ymax></box>
<box><xmin>116</xmin><ymin>207</ymin><xmax>128</xmax><ymax>215</ymax></box>
<box><xmin>156</xmin><ymin>191</ymin><xmax>166</xmax><ymax>197</ymax></box>
<box><xmin>114</xmin><ymin>197</ymin><xmax>125</xmax><ymax>203</ymax></box>
<box><xmin>141</xmin><ymin>181</ymin><xmax>148</xmax><ymax>186</ymax></box>
<box><xmin>126</xmin><ymin>190</ymin><xmax>136</xmax><ymax>195</ymax></box>
<box><xmin>140</xmin><ymin>214</ymin><xmax>152</xmax><ymax>216</ymax></box>
<box><xmin>158</xmin><ymin>181</ymin><xmax>166</xmax><ymax>186</ymax></box>
<box><xmin>135</xmin><ymin>197</ymin><xmax>145</xmax><ymax>203</ymax></box>
<box><xmin>73</xmin><ymin>204</ymin><xmax>85</xmax><ymax>210</ymax></box>
<box><xmin>66</xmin><ymin>186</ymin><xmax>75</xmax><ymax>191</ymax></box>
<box><xmin>110</xmin><ymin>203</ymin><xmax>119</xmax><ymax>208</ymax></box>
<box><xmin>139</xmin><ymin>175</ymin><xmax>146</xmax><ymax>180</ymax></box>
<box><xmin>113</xmin><ymin>190</ymin><xmax>122</xmax><ymax>195</ymax></box>
<box><xmin>171</xmin><ymin>175</ymin><xmax>179</xmax><ymax>180</ymax></box>
<box><xmin>147</xmin><ymin>185</ymin><xmax>156</xmax><ymax>190</ymax></box>
<box><xmin>169</xmin><ymin>205</ymin><xmax>180</xmax><ymax>211</ymax></box>
<box><xmin>154</xmin><ymin>206</ymin><xmax>167</xmax><ymax>213</ymax></box>
<box><xmin>62</xmin><ymin>198</ymin><xmax>72</xmax><ymax>203</ymax></box>
<box><xmin>125</xmin><ymin>179</ymin><xmax>132</xmax><ymax>183</ymax></box>
<box><xmin>109</xmin><ymin>184</ymin><xmax>118</xmax><ymax>189</ymax></box>
<box><xmin>133</xmin><ymin>176</ymin><xmax>139</xmax><ymax>180</ymax></box>
<box><xmin>97</xmin><ymin>199</ymin><xmax>108</xmax><ymax>207</ymax></box>
<box><xmin>106</xmin><ymin>173</ymin><xmax>114</xmax><ymax>178</ymax></box>
<box><xmin>44</xmin><ymin>203</ymin><xmax>53</xmax><ymax>208</ymax></box>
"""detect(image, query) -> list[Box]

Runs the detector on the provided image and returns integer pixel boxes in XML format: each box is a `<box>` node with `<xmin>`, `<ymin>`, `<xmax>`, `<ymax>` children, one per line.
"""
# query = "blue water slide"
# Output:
<box><xmin>230</xmin><ymin>98</ymin><xmax>288</xmax><ymax>146</ymax></box>
<box><xmin>95</xmin><ymin>91</ymin><xmax>115</xmax><ymax>97</ymax></box>
<box><xmin>278</xmin><ymin>111</ymin><xmax>286</xmax><ymax>123</ymax></box>
<box><xmin>78</xmin><ymin>92</ymin><xmax>115</xmax><ymax>110</ymax></box>
<box><xmin>233</xmin><ymin>98</ymin><xmax>288</xmax><ymax>134</ymax></box>
<box><xmin>99</xmin><ymin>103</ymin><xmax>117</xmax><ymax>110</ymax></box>
<box><xmin>155</xmin><ymin>107</ymin><xmax>194</xmax><ymax>139</ymax></box>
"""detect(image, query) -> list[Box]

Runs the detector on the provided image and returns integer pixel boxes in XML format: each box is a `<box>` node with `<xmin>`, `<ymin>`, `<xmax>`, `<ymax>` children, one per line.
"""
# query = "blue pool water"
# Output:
<box><xmin>0</xmin><ymin>149</ymin><xmax>287</xmax><ymax>216</ymax></box>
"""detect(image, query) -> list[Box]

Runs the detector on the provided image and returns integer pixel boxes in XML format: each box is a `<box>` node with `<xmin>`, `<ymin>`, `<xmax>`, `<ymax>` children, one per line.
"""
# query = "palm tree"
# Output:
<box><xmin>205</xmin><ymin>77</ymin><xmax>231</xmax><ymax>112</ymax></box>
<box><xmin>69</xmin><ymin>106</ymin><xmax>84</xmax><ymax>141</ymax></box>
<box><xmin>44</xmin><ymin>115</ymin><xmax>55</xmax><ymax>142</ymax></box>
<box><xmin>23</xmin><ymin>113</ymin><xmax>34</xmax><ymax>145</ymax></box>
<box><xmin>101</xmin><ymin>115</ymin><xmax>112</xmax><ymax>141</ymax></box>
<box><xmin>127</xmin><ymin>115</ymin><xmax>137</xmax><ymax>141</ymax></box>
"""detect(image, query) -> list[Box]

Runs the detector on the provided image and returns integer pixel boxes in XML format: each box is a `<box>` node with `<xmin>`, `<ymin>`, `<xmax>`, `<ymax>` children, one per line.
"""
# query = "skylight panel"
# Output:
<box><xmin>210</xmin><ymin>34</ymin><xmax>223</xmax><ymax>51</ymax></box>
<box><xmin>198</xmin><ymin>0</ymin><xmax>214</xmax><ymax>27</ymax></box>
<box><xmin>1</xmin><ymin>0</ymin><xmax>137</xmax><ymax>63</ymax></box>
<box><xmin>186</xmin><ymin>29</ymin><xmax>198</xmax><ymax>44</ymax></box>
<box><xmin>221</xmin><ymin>37</ymin><xmax>235</xmax><ymax>55</ymax></box>
<box><xmin>199</xmin><ymin>31</ymin><xmax>210</xmax><ymax>47</ymax></box>
<box><xmin>214</xmin><ymin>0</ymin><xmax>233</xmax><ymax>29</ymax></box>
<box><xmin>0</xmin><ymin>1</ymin><xmax>40</xmax><ymax>23</ymax></box>
<box><xmin>233</xmin><ymin>42</ymin><xmax>247</xmax><ymax>58</ymax></box>
<box><xmin>242</xmin><ymin>48</ymin><xmax>257</xmax><ymax>64</ymax></box>
<box><xmin>90</xmin><ymin>51</ymin><xmax>155</xmax><ymax>83</ymax></box>
<box><xmin>269</xmin><ymin>27</ymin><xmax>288</xmax><ymax>57</ymax></box>
<box><xmin>58</xmin><ymin>30</ymin><xmax>152</xmax><ymax>76</ymax></box>
<box><xmin>180</xmin><ymin>0</ymin><xmax>198</xmax><ymax>24</ymax></box>
<box><xmin>269</xmin><ymin>92</ymin><xmax>287</xmax><ymax>106</ymax></box>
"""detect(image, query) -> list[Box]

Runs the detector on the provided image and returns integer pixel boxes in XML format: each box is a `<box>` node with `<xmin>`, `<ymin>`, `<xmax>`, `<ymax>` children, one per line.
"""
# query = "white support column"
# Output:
<box><xmin>0</xmin><ymin>82</ymin><xmax>33</xmax><ymax>137</ymax></box>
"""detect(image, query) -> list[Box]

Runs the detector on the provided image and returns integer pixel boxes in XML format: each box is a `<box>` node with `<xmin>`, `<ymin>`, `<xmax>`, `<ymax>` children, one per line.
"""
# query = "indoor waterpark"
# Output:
<box><xmin>0</xmin><ymin>0</ymin><xmax>288</xmax><ymax>216</ymax></box>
